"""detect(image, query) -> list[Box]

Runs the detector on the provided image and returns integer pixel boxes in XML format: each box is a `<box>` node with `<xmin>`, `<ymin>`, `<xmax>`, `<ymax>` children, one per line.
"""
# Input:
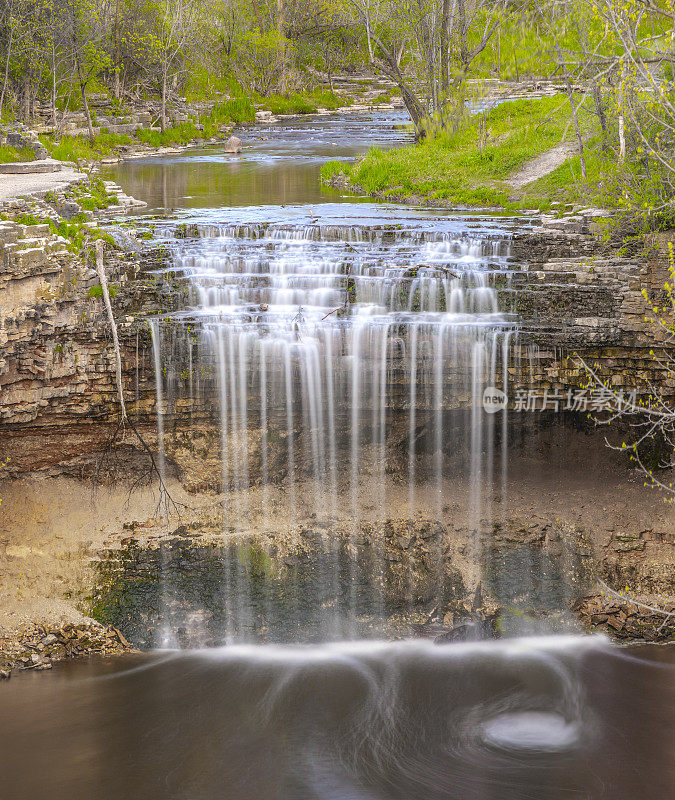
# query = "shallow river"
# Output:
<box><xmin>2</xmin><ymin>111</ymin><xmax>673</xmax><ymax>799</ymax></box>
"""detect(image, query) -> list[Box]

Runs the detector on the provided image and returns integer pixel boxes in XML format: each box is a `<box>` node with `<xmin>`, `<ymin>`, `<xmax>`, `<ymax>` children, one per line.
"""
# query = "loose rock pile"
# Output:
<box><xmin>574</xmin><ymin>593</ymin><xmax>674</xmax><ymax>642</ymax></box>
<box><xmin>0</xmin><ymin>620</ymin><xmax>135</xmax><ymax>677</ymax></box>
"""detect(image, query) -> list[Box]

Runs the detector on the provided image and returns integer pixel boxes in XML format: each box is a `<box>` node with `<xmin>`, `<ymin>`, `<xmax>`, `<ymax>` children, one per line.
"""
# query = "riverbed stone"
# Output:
<box><xmin>223</xmin><ymin>135</ymin><xmax>242</xmax><ymax>153</ymax></box>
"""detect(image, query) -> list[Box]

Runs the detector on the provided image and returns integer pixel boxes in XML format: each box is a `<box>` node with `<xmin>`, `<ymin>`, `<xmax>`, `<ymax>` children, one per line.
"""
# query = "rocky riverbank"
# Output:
<box><xmin>1</xmin><ymin>79</ymin><xmax>400</xmax><ymax>171</ymax></box>
<box><xmin>0</xmin><ymin>620</ymin><xmax>134</xmax><ymax>676</ymax></box>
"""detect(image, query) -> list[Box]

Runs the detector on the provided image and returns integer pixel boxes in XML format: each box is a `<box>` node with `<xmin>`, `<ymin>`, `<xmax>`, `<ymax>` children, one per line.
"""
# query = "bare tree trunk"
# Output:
<box><xmin>566</xmin><ymin>90</ymin><xmax>587</xmax><ymax>179</ymax></box>
<box><xmin>276</xmin><ymin>0</ymin><xmax>286</xmax><ymax>88</ymax></box>
<box><xmin>323</xmin><ymin>44</ymin><xmax>333</xmax><ymax>91</ymax></box>
<box><xmin>94</xmin><ymin>240</ymin><xmax>127</xmax><ymax>421</ymax></box>
<box><xmin>23</xmin><ymin>74</ymin><xmax>30</xmax><ymax>121</ymax></box>
<box><xmin>496</xmin><ymin>28</ymin><xmax>500</xmax><ymax>76</ymax></box>
<box><xmin>91</xmin><ymin>238</ymin><xmax>179</xmax><ymax>517</ymax></box>
<box><xmin>161</xmin><ymin>68</ymin><xmax>167</xmax><ymax>132</ymax></box>
<box><xmin>618</xmin><ymin>112</ymin><xmax>626</xmax><ymax>162</ymax></box>
<box><xmin>0</xmin><ymin>29</ymin><xmax>13</xmax><ymax>121</ymax></box>
<box><xmin>277</xmin><ymin>0</ymin><xmax>284</xmax><ymax>37</ymax></box>
<box><xmin>555</xmin><ymin>44</ymin><xmax>586</xmax><ymax>179</ymax></box>
<box><xmin>76</xmin><ymin>59</ymin><xmax>95</xmax><ymax>143</ymax></box>
<box><xmin>58</xmin><ymin>71</ymin><xmax>76</xmax><ymax>140</ymax></box>
<box><xmin>51</xmin><ymin>44</ymin><xmax>58</xmax><ymax>128</ymax></box>
<box><xmin>592</xmin><ymin>82</ymin><xmax>608</xmax><ymax>152</ymax></box>
<box><xmin>373</xmin><ymin>55</ymin><xmax>426</xmax><ymax>134</ymax></box>
<box><xmin>364</xmin><ymin>6</ymin><xmax>374</xmax><ymax>61</ymax></box>
<box><xmin>440</xmin><ymin>0</ymin><xmax>452</xmax><ymax>94</ymax></box>
<box><xmin>114</xmin><ymin>0</ymin><xmax>121</xmax><ymax>99</ymax></box>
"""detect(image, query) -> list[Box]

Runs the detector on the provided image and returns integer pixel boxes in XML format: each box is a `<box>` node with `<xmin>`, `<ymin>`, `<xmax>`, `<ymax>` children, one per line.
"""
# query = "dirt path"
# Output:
<box><xmin>0</xmin><ymin>167</ymin><xmax>86</xmax><ymax>202</ymax></box>
<box><xmin>508</xmin><ymin>142</ymin><xmax>578</xmax><ymax>189</ymax></box>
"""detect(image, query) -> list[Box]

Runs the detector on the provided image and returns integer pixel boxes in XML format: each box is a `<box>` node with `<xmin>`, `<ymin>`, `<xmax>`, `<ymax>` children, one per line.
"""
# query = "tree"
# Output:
<box><xmin>346</xmin><ymin>0</ymin><xmax>512</xmax><ymax>134</ymax></box>
<box><xmin>142</xmin><ymin>0</ymin><xmax>201</xmax><ymax>131</ymax></box>
<box><xmin>61</xmin><ymin>0</ymin><xmax>112</xmax><ymax>142</ymax></box>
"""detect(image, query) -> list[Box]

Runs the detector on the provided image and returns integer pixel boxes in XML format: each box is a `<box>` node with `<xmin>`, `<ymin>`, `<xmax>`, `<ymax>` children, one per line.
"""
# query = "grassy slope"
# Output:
<box><xmin>322</xmin><ymin>95</ymin><xmax>608</xmax><ymax>210</ymax></box>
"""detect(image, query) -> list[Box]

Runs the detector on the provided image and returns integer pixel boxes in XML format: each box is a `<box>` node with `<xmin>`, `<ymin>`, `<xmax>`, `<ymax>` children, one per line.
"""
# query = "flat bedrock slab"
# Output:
<box><xmin>0</xmin><ymin>159</ymin><xmax>70</xmax><ymax>174</ymax></box>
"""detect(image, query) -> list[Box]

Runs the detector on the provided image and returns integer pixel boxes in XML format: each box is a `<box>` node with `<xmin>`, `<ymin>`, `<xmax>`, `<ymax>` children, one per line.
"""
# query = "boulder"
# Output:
<box><xmin>223</xmin><ymin>135</ymin><xmax>242</xmax><ymax>154</ymax></box>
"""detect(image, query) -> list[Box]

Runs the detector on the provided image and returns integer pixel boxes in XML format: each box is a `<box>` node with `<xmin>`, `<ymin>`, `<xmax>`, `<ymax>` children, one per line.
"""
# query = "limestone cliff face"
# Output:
<box><xmin>2</xmin><ymin>215</ymin><xmax>675</xmax><ymax>474</ymax></box>
<box><xmin>511</xmin><ymin>224</ymin><xmax>675</xmax><ymax>401</ymax></box>
<box><xmin>0</xmin><ymin>208</ymin><xmax>178</xmax><ymax>472</ymax></box>
<box><xmin>1</xmin><ymin>219</ymin><xmax>121</xmax><ymax>425</ymax></box>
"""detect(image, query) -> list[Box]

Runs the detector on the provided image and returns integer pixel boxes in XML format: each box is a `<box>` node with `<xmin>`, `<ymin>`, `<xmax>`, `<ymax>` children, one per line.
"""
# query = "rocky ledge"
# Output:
<box><xmin>574</xmin><ymin>592</ymin><xmax>675</xmax><ymax>642</ymax></box>
<box><xmin>0</xmin><ymin>620</ymin><xmax>135</xmax><ymax>677</ymax></box>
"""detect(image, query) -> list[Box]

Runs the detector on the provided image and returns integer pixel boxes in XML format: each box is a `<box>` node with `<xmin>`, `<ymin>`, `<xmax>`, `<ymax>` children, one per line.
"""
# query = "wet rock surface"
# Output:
<box><xmin>85</xmin><ymin>508</ymin><xmax>673</xmax><ymax>649</ymax></box>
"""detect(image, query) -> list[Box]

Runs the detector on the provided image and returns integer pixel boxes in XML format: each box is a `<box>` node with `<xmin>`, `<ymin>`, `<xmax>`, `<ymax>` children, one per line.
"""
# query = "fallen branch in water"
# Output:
<box><xmin>412</xmin><ymin>264</ymin><xmax>461</xmax><ymax>279</ymax></box>
<box><xmin>322</xmin><ymin>263</ymin><xmax>353</xmax><ymax>320</ymax></box>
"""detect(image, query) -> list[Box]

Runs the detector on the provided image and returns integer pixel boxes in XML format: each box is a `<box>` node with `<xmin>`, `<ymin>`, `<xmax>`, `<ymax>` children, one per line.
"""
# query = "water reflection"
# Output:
<box><xmin>105</xmin><ymin>109</ymin><xmax>413</xmax><ymax>210</ymax></box>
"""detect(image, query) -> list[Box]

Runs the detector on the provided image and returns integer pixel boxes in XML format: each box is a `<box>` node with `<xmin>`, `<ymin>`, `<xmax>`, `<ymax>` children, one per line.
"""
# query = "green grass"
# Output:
<box><xmin>44</xmin><ymin>218</ymin><xmax>113</xmax><ymax>251</ymax></box>
<box><xmin>135</xmin><ymin>121</ymin><xmax>202</xmax><ymax>148</ymax></box>
<box><xmin>14</xmin><ymin>212</ymin><xmax>43</xmax><ymax>225</ymax></box>
<box><xmin>321</xmin><ymin>160</ymin><xmax>347</xmax><ymax>182</ymax></box>
<box><xmin>77</xmin><ymin>176</ymin><xmax>116</xmax><ymax>209</ymax></box>
<box><xmin>261</xmin><ymin>93</ymin><xmax>318</xmax><ymax>115</ymax></box>
<box><xmin>209</xmin><ymin>98</ymin><xmax>255</xmax><ymax>125</ymax></box>
<box><xmin>0</xmin><ymin>144</ymin><xmax>34</xmax><ymax>162</ymax></box>
<box><xmin>322</xmin><ymin>95</ymin><xmax>600</xmax><ymax>209</ymax></box>
<box><xmin>88</xmin><ymin>283</ymin><xmax>117</xmax><ymax>298</ymax></box>
<box><xmin>259</xmin><ymin>89</ymin><xmax>347</xmax><ymax>115</ymax></box>
<box><xmin>44</xmin><ymin>132</ymin><xmax>132</xmax><ymax>163</ymax></box>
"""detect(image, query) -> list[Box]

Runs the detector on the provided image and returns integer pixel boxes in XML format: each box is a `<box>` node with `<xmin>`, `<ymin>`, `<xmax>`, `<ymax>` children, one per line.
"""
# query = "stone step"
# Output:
<box><xmin>12</xmin><ymin>246</ymin><xmax>47</xmax><ymax>268</ymax></box>
<box><xmin>0</xmin><ymin>222</ymin><xmax>19</xmax><ymax>245</ymax></box>
<box><xmin>0</xmin><ymin>161</ymin><xmax>61</xmax><ymax>174</ymax></box>
<box><xmin>19</xmin><ymin>224</ymin><xmax>52</xmax><ymax>238</ymax></box>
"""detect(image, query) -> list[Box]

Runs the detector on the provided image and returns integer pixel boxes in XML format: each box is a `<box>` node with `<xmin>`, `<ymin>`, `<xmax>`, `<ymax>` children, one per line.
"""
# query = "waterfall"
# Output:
<box><xmin>147</xmin><ymin>212</ymin><xmax>519</xmax><ymax>641</ymax></box>
<box><xmin>148</xmin><ymin>319</ymin><xmax>166</xmax><ymax>487</ymax></box>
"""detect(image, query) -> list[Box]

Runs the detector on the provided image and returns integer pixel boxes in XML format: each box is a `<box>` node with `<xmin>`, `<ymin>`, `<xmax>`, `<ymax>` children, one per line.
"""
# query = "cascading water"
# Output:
<box><xmin>147</xmin><ymin>205</ymin><xmax>522</xmax><ymax>641</ymax></box>
<box><xmin>152</xmin><ymin>213</ymin><xmax>515</xmax><ymax>513</ymax></box>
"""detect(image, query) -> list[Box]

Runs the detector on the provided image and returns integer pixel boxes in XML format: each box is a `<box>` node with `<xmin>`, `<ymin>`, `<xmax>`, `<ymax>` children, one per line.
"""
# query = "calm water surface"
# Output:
<box><xmin>105</xmin><ymin>108</ymin><xmax>412</xmax><ymax>210</ymax></box>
